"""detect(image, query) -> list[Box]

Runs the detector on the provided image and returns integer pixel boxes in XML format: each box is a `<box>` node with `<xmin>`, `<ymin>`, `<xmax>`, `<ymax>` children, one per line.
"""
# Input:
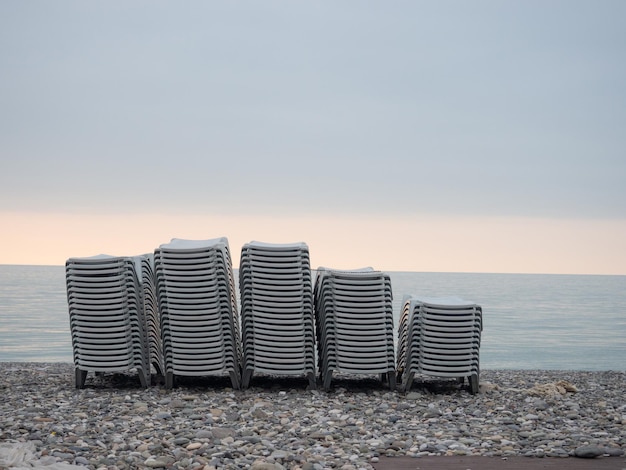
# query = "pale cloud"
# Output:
<box><xmin>2</xmin><ymin>211</ymin><xmax>625</xmax><ymax>275</ymax></box>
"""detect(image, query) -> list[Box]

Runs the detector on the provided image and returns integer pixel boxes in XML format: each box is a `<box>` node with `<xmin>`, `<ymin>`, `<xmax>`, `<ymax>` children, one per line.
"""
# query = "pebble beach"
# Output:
<box><xmin>1</xmin><ymin>364</ymin><xmax>624</xmax><ymax>470</ymax></box>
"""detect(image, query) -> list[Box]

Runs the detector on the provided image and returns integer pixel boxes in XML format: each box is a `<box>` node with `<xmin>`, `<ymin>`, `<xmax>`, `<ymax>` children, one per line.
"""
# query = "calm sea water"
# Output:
<box><xmin>0</xmin><ymin>265</ymin><xmax>624</xmax><ymax>370</ymax></box>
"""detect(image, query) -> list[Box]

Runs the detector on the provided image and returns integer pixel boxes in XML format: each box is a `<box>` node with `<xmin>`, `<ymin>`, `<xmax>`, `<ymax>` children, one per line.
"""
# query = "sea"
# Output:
<box><xmin>0</xmin><ymin>264</ymin><xmax>624</xmax><ymax>370</ymax></box>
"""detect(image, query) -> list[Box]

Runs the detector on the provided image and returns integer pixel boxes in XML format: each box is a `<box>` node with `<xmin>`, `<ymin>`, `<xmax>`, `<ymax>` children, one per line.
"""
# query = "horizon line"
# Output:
<box><xmin>2</xmin><ymin>262</ymin><xmax>624</xmax><ymax>277</ymax></box>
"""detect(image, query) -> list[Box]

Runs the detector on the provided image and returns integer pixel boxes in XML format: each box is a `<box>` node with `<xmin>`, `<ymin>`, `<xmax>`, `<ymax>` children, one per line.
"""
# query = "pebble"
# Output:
<box><xmin>574</xmin><ymin>445</ymin><xmax>606</xmax><ymax>458</ymax></box>
<box><xmin>1</xmin><ymin>364</ymin><xmax>624</xmax><ymax>470</ymax></box>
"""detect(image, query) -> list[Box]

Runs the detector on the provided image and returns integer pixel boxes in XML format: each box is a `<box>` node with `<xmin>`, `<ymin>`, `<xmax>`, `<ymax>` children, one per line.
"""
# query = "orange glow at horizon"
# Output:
<box><xmin>1</xmin><ymin>211</ymin><xmax>625</xmax><ymax>275</ymax></box>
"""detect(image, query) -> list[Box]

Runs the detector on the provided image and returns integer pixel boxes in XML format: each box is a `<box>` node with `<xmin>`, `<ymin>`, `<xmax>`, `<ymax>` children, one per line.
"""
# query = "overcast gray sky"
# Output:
<box><xmin>1</xmin><ymin>1</ymin><xmax>625</xmax><ymax>273</ymax></box>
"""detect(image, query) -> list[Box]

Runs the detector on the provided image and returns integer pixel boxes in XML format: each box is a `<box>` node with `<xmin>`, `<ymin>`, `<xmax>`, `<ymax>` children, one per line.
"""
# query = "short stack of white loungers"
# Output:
<box><xmin>397</xmin><ymin>295</ymin><xmax>483</xmax><ymax>394</ymax></box>
<box><xmin>239</xmin><ymin>242</ymin><xmax>316</xmax><ymax>389</ymax></box>
<box><xmin>65</xmin><ymin>255</ymin><xmax>150</xmax><ymax>388</ymax></box>
<box><xmin>314</xmin><ymin>268</ymin><xmax>396</xmax><ymax>391</ymax></box>
<box><xmin>154</xmin><ymin>238</ymin><xmax>241</xmax><ymax>389</ymax></box>
<box><xmin>136</xmin><ymin>254</ymin><xmax>164</xmax><ymax>377</ymax></box>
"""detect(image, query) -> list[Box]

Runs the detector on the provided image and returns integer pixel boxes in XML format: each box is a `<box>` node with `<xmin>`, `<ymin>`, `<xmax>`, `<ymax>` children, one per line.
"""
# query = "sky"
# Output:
<box><xmin>1</xmin><ymin>1</ymin><xmax>625</xmax><ymax>274</ymax></box>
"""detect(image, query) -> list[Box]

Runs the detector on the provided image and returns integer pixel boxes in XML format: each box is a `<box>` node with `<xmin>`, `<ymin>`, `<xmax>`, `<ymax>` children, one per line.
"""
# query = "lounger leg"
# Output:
<box><xmin>323</xmin><ymin>370</ymin><xmax>332</xmax><ymax>392</ymax></box>
<box><xmin>469</xmin><ymin>374</ymin><xmax>479</xmax><ymax>395</ymax></box>
<box><xmin>229</xmin><ymin>371</ymin><xmax>240</xmax><ymax>391</ymax></box>
<box><xmin>138</xmin><ymin>369</ymin><xmax>148</xmax><ymax>389</ymax></box>
<box><xmin>75</xmin><ymin>368</ymin><xmax>88</xmax><ymax>389</ymax></box>
<box><xmin>165</xmin><ymin>371</ymin><xmax>174</xmax><ymax>390</ymax></box>
<box><xmin>242</xmin><ymin>368</ymin><xmax>253</xmax><ymax>390</ymax></box>
<box><xmin>306</xmin><ymin>372</ymin><xmax>317</xmax><ymax>391</ymax></box>
<box><xmin>388</xmin><ymin>371</ymin><xmax>396</xmax><ymax>391</ymax></box>
<box><xmin>402</xmin><ymin>372</ymin><xmax>414</xmax><ymax>393</ymax></box>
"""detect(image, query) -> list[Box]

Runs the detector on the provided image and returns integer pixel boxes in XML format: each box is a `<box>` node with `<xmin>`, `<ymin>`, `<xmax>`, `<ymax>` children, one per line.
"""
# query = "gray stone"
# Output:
<box><xmin>212</xmin><ymin>427</ymin><xmax>236</xmax><ymax>439</ymax></box>
<box><xmin>574</xmin><ymin>446</ymin><xmax>605</xmax><ymax>458</ymax></box>
<box><xmin>170</xmin><ymin>399</ymin><xmax>187</xmax><ymax>409</ymax></box>
<box><xmin>144</xmin><ymin>458</ymin><xmax>168</xmax><ymax>467</ymax></box>
<box><xmin>195</xmin><ymin>429</ymin><xmax>213</xmax><ymax>438</ymax></box>
<box><xmin>270</xmin><ymin>450</ymin><xmax>288</xmax><ymax>459</ymax></box>
<box><xmin>251</xmin><ymin>464</ymin><xmax>282</xmax><ymax>470</ymax></box>
<box><xmin>423</xmin><ymin>409</ymin><xmax>441</xmax><ymax>418</ymax></box>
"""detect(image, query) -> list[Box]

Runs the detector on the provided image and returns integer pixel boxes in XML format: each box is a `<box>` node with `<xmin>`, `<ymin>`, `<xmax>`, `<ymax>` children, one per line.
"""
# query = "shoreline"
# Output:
<box><xmin>0</xmin><ymin>364</ymin><xmax>624</xmax><ymax>469</ymax></box>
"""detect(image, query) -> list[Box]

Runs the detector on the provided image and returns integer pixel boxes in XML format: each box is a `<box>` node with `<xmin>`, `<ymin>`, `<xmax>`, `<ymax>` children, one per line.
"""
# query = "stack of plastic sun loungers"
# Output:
<box><xmin>154</xmin><ymin>238</ymin><xmax>241</xmax><ymax>389</ymax></box>
<box><xmin>239</xmin><ymin>241</ymin><xmax>316</xmax><ymax>389</ymax></box>
<box><xmin>136</xmin><ymin>254</ymin><xmax>164</xmax><ymax>377</ymax></box>
<box><xmin>314</xmin><ymin>268</ymin><xmax>396</xmax><ymax>391</ymax></box>
<box><xmin>65</xmin><ymin>255</ymin><xmax>151</xmax><ymax>389</ymax></box>
<box><xmin>396</xmin><ymin>295</ymin><xmax>483</xmax><ymax>394</ymax></box>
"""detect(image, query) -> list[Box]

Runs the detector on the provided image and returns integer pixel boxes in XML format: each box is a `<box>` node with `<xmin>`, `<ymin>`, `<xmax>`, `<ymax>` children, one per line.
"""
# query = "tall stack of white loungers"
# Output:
<box><xmin>66</xmin><ymin>255</ymin><xmax>151</xmax><ymax>388</ymax></box>
<box><xmin>397</xmin><ymin>295</ymin><xmax>483</xmax><ymax>394</ymax></box>
<box><xmin>239</xmin><ymin>241</ymin><xmax>316</xmax><ymax>389</ymax></box>
<box><xmin>314</xmin><ymin>268</ymin><xmax>396</xmax><ymax>391</ymax></box>
<box><xmin>154</xmin><ymin>238</ymin><xmax>241</xmax><ymax>389</ymax></box>
<box><xmin>136</xmin><ymin>254</ymin><xmax>164</xmax><ymax>377</ymax></box>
